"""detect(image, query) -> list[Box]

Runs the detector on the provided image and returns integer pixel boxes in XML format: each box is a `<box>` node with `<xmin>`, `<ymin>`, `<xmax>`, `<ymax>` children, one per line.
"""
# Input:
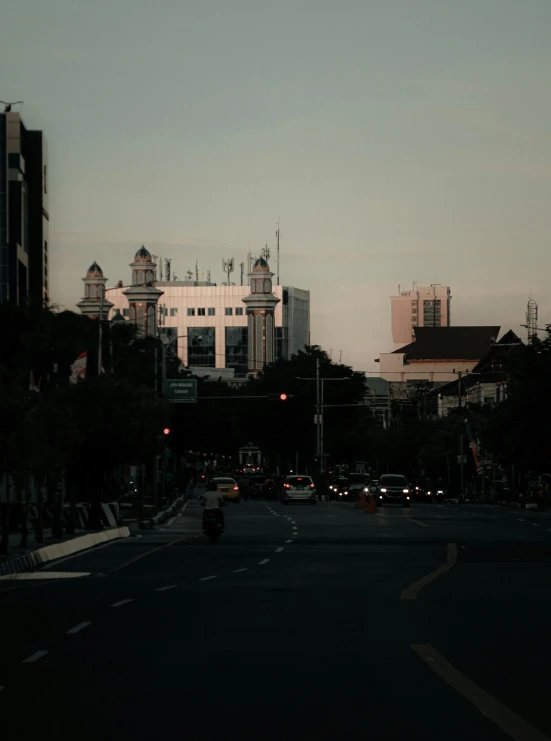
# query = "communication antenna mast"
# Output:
<box><xmin>186</xmin><ymin>268</ymin><xmax>193</xmax><ymax>281</ymax></box>
<box><xmin>195</xmin><ymin>260</ymin><xmax>199</xmax><ymax>283</ymax></box>
<box><xmin>207</xmin><ymin>268</ymin><xmax>211</xmax><ymax>282</ymax></box>
<box><xmin>526</xmin><ymin>295</ymin><xmax>538</xmax><ymax>341</ymax></box>
<box><xmin>222</xmin><ymin>258</ymin><xmax>235</xmax><ymax>286</ymax></box>
<box><xmin>239</xmin><ymin>262</ymin><xmax>245</xmax><ymax>286</ymax></box>
<box><xmin>262</xmin><ymin>243</ymin><xmax>270</xmax><ymax>262</ymax></box>
<box><xmin>165</xmin><ymin>258</ymin><xmax>171</xmax><ymax>282</ymax></box>
<box><xmin>152</xmin><ymin>255</ymin><xmax>160</xmax><ymax>280</ymax></box>
<box><xmin>276</xmin><ymin>219</ymin><xmax>280</xmax><ymax>285</ymax></box>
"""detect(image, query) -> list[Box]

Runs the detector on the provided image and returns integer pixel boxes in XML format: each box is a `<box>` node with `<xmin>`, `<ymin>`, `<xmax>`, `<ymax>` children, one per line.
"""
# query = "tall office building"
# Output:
<box><xmin>391</xmin><ymin>284</ymin><xmax>451</xmax><ymax>350</ymax></box>
<box><xmin>0</xmin><ymin>110</ymin><xmax>49</xmax><ymax>308</ymax></box>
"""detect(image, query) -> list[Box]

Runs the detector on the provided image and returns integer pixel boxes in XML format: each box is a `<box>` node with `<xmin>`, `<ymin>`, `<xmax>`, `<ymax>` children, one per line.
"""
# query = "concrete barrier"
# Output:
<box><xmin>0</xmin><ymin>526</ymin><xmax>130</xmax><ymax>578</ymax></box>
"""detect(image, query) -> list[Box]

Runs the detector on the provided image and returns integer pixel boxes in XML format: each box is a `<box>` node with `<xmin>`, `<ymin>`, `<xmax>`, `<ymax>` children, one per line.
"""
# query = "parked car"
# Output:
<box><xmin>372</xmin><ymin>474</ymin><xmax>411</xmax><ymax>507</ymax></box>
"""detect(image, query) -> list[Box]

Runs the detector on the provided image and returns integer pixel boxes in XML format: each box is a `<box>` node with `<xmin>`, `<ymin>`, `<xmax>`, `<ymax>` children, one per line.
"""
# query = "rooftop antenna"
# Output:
<box><xmin>526</xmin><ymin>294</ymin><xmax>538</xmax><ymax>341</ymax></box>
<box><xmin>0</xmin><ymin>101</ymin><xmax>23</xmax><ymax>113</ymax></box>
<box><xmin>207</xmin><ymin>268</ymin><xmax>211</xmax><ymax>282</ymax></box>
<box><xmin>152</xmin><ymin>254</ymin><xmax>160</xmax><ymax>280</ymax></box>
<box><xmin>276</xmin><ymin>219</ymin><xmax>280</xmax><ymax>285</ymax></box>
<box><xmin>185</xmin><ymin>268</ymin><xmax>193</xmax><ymax>281</ymax></box>
<box><xmin>239</xmin><ymin>261</ymin><xmax>245</xmax><ymax>286</ymax></box>
<box><xmin>165</xmin><ymin>258</ymin><xmax>171</xmax><ymax>282</ymax></box>
<box><xmin>195</xmin><ymin>259</ymin><xmax>199</xmax><ymax>283</ymax></box>
<box><xmin>262</xmin><ymin>243</ymin><xmax>271</xmax><ymax>261</ymax></box>
<box><xmin>222</xmin><ymin>258</ymin><xmax>235</xmax><ymax>286</ymax></box>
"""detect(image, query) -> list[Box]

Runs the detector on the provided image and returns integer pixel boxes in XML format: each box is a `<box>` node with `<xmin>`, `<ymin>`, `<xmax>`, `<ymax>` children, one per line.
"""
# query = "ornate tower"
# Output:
<box><xmin>242</xmin><ymin>256</ymin><xmax>280</xmax><ymax>374</ymax></box>
<box><xmin>122</xmin><ymin>246</ymin><xmax>163</xmax><ymax>336</ymax></box>
<box><xmin>76</xmin><ymin>262</ymin><xmax>113</xmax><ymax>320</ymax></box>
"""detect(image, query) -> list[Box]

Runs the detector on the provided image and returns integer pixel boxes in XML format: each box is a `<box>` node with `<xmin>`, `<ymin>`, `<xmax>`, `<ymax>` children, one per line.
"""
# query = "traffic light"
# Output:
<box><xmin>163</xmin><ymin>428</ymin><xmax>171</xmax><ymax>435</ymax></box>
<box><xmin>279</xmin><ymin>393</ymin><xmax>288</xmax><ymax>401</ymax></box>
<box><xmin>267</xmin><ymin>393</ymin><xmax>293</xmax><ymax>401</ymax></box>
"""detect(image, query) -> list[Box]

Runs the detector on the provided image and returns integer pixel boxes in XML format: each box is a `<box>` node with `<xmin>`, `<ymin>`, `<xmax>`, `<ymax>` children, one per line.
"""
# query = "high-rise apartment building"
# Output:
<box><xmin>391</xmin><ymin>284</ymin><xmax>451</xmax><ymax>350</ymax></box>
<box><xmin>0</xmin><ymin>111</ymin><xmax>49</xmax><ymax>308</ymax></box>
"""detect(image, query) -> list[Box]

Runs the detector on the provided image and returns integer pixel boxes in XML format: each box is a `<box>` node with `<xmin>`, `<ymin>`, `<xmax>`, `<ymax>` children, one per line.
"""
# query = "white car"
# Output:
<box><xmin>282</xmin><ymin>475</ymin><xmax>316</xmax><ymax>504</ymax></box>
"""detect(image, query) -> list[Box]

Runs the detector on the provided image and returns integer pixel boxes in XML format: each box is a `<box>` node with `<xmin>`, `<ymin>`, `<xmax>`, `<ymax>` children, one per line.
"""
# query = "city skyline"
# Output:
<box><xmin>2</xmin><ymin>0</ymin><xmax>551</xmax><ymax>370</ymax></box>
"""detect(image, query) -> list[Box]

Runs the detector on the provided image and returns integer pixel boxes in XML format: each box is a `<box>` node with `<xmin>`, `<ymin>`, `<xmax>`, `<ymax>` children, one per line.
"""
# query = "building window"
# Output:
<box><xmin>123</xmin><ymin>309</ymin><xmax>129</xmax><ymax>317</ymax></box>
<box><xmin>423</xmin><ymin>299</ymin><xmax>441</xmax><ymax>327</ymax></box>
<box><xmin>225</xmin><ymin>307</ymin><xmax>233</xmax><ymax>316</ymax></box>
<box><xmin>208</xmin><ymin>307</ymin><xmax>215</xmax><ymax>316</ymax></box>
<box><xmin>198</xmin><ymin>308</ymin><xmax>206</xmax><ymax>316</ymax></box>
<box><xmin>188</xmin><ymin>327</ymin><xmax>215</xmax><ymax>367</ymax></box>
<box><xmin>44</xmin><ymin>240</ymin><xmax>48</xmax><ymax>253</ymax></box>
<box><xmin>264</xmin><ymin>279</ymin><xmax>271</xmax><ymax>293</ymax></box>
<box><xmin>187</xmin><ymin>308</ymin><xmax>195</xmax><ymax>316</ymax></box>
<box><xmin>235</xmin><ymin>307</ymin><xmax>244</xmax><ymax>316</ymax></box>
<box><xmin>170</xmin><ymin>308</ymin><xmax>178</xmax><ymax>317</ymax></box>
<box><xmin>225</xmin><ymin>326</ymin><xmax>248</xmax><ymax>377</ymax></box>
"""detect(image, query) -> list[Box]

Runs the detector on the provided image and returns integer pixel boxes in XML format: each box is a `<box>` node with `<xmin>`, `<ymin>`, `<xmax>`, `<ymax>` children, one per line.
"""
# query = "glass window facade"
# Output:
<box><xmin>423</xmin><ymin>299</ymin><xmax>442</xmax><ymax>326</ymax></box>
<box><xmin>225</xmin><ymin>327</ymin><xmax>248</xmax><ymax>377</ymax></box>
<box><xmin>188</xmin><ymin>327</ymin><xmax>215</xmax><ymax>367</ymax></box>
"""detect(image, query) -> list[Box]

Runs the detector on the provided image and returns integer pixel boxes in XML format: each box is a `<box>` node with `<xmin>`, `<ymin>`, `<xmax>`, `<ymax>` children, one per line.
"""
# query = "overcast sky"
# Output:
<box><xmin>3</xmin><ymin>0</ymin><xmax>550</xmax><ymax>372</ymax></box>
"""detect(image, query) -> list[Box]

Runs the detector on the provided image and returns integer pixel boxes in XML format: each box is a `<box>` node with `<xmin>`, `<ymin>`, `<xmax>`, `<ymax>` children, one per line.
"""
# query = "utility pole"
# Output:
<box><xmin>276</xmin><ymin>219</ymin><xmax>280</xmax><ymax>285</ymax></box>
<box><xmin>98</xmin><ymin>290</ymin><xmax>104</xmax><ymax>375</ymax></box>
<box><xmin>316</xmin><ymin>359</ymin><xmax>321</xmax><ymax>471</ymax></box>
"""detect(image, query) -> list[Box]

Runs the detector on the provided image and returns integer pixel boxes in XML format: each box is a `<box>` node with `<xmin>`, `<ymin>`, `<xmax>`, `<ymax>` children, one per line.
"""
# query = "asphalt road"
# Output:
<box><xmin>2</xmin><ymin>492</ymin><xmax>551</xmax><ymax>740</ymax></box>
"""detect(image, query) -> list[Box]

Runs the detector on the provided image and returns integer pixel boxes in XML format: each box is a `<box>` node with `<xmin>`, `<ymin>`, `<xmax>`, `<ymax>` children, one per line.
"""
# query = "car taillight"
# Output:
<box><xmin>310</xmin><ymin>484</ymin><xmax>315</xmax><ymax>489</ymax></box>
<box><xmin>233</xmin><ymin>486</ymin><xmax>239</xmax><ymax>491</ymax></box>
<box><xmin>284</xmin><ymin>483</ymin><xmax>290</xmax><ymax>488</ymax></box>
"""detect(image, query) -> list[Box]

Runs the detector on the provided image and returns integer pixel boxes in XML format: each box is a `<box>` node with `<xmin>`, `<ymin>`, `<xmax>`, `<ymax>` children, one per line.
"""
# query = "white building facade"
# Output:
<box><xmin>103</xmin><ymin>266</ymin><xmax>310</xmax><ymax>378</ymax></box>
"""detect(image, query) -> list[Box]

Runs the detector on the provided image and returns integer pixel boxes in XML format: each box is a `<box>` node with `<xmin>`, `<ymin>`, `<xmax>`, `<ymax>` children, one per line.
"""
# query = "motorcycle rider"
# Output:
<box><xmin>202</xmin><ymin>480</ymin><xmax>225</xmax><ymax>530</ymax></box>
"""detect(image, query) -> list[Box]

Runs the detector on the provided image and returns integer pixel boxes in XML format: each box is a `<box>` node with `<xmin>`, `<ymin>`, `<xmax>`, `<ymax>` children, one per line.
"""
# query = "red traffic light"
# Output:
<box><xmin>280</xmin><ymin>393</ymin><xmax>288</xmax><ymax>401</ymax></box>
<box><xmin>163</xmin><ymin>428</ymin><xmax>171</xmax><ymax>435</ymax></box>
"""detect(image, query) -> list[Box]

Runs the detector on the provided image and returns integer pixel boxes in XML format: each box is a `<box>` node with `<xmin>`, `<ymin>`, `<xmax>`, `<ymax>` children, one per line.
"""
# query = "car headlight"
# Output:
<box><xmin>380</xmin><ymin>488</ymin><xmax>387</xmax><ymax>493</ymax></box>
<box><xmin>403</xmin><ymin>489</ymin><xmax>409</xmax><ymax>494</ymax></box>
<box><xmin>339</xmin><ymin>492</ymin><xmax>343</xmax><ymax>496</ymax></box>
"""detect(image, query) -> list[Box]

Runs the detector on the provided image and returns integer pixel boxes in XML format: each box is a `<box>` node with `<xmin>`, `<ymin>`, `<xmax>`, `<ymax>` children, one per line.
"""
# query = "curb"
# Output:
<box><xmin>0</xmin><ymin>526</ymin><xmax>131</xmax><ymax>578</ymax></box>
<box><xmin>138</xmin><ymin>480</ymin><xmax>194</xmax><ymax>530</ymax></box>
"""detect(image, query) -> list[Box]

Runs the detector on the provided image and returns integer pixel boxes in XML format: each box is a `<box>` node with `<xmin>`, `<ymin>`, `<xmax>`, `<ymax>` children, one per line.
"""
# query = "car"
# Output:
<box><xmin>211</xmin><ymin>476</ymin><xmax>240</xmax><ymax>503</ymax></box>
<box><xmin>282</xmin><ymin>475</ymin><xmax>317</xmax><ymax>504</ymax></box>
<box><xmin>373</xmin><ymin>474</ymin><xmax>411</xmax><ymax>507</ymax></box>
<box><xmin>329</xmin><ymin>477</ymin><xmax>351</xmax><ymax>500</ymax></box>
<box><xmin>347</xmin><ymin>473</ymin><xmax>370</xmax><ymax>500</ymax></box>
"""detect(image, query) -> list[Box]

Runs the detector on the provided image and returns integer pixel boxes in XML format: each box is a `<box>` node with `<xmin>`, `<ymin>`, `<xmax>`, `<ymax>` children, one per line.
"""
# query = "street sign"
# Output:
<box><xmin>164</xmin><ymin>379</ymin><xmax>197</xmax><ymax>403</ymax></box>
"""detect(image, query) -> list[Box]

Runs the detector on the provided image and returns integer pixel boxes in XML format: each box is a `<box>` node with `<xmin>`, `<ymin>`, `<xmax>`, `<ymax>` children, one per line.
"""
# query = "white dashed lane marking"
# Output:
<box><xmin>518</xmin><ymin>519</ymin><xmax>525</xmax><ymax>522</ymax></box>
<box><xmin>286</xmin><ymin>539</ymin><xmax>293</xmax><ymax>544</ymax></box>
<box><xmin>258</xmin><ymin>559</ymin><xmax>270</xmax><ymax>565</ymax></box>
<box><xmin>66</xmin><ymin>621</ymin><xmax>91</xmax><ymax>635</ymax></box>
<box><xmin>199</xmin><ymin>575</ymin><xmax>217</xmax><ymax>581</ymax></box>
<box><xmin>22</xmin><ymin>650</ymin><xmax>49</xmax><ymax>664</ymax></box>
<box><xmin>110</xmin><ymin>599</ymin><xmax>134</xmax><ymax>608</ymax></box>
<box><xmin>276</xmin><ymin>547</ymin><xmax>284</xmax><ymax>553</ymax></box>
<box><xmin>233</xmin><ymin>568</ymin><xmax>248</xmax><ymax>573</ymax></box>
<box><xmin>156</xmin><ymin>585</ymin><xmax>178</xmax><ymax>592</ymax></box>
<box><xmin>532</xmin><ymin>524</ymin><xmax>540</xmax><ymax>528</ymax></box>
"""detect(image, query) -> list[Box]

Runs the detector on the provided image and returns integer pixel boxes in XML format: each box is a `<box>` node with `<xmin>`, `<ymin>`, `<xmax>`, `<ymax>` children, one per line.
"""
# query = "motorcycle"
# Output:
<box><xmin>203</xmin><ymin>509</ymin><xmax>224</xmax><ymax>543</ymax></box>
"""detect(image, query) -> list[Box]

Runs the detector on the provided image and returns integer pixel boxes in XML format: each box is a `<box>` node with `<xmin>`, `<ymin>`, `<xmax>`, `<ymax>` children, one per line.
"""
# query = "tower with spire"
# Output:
<box><xmin>242</xmin><ymin>255</ymin><xmax>280</xmax><ymax>374</ymax></box>
<box><xmin>76</xmin><ymin>262</ymin><xmax>113</xmax><ymax>319</ymax></box>
<box><xmin>122</xmin><ymin>246</ymin><xmax>163</xmax><ymax>336</ymax></box>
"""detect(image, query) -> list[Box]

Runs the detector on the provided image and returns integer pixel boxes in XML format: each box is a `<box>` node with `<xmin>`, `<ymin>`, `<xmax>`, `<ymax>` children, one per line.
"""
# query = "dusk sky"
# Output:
<box><xmin>2</xmin><ymin>0</ymin><xmax>550</xmax><ymax>372</ymax></box>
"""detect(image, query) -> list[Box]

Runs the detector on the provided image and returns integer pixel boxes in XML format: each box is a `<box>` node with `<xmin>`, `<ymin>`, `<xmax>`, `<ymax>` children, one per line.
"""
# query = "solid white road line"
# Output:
<box><xmin>286</xmin><ymin>539</ymin><xmax>293</xmax><ymax>544</ymax></box>
<box><xmin>66</xmin><ymin>621</ymin><xmax>91</xmax><ymax>635</ymax></box>
<box><xmin>258</xmin><ymin>559</ymin><xmax>270</xmax><ymax>565</ymax></box>
<box><xmin>401</xmin><ymin>543</ymin><xmax>457</xmax><ymax>601</ymax></box>
<box><xmin>411</xmin><ymin>644</ymin><xmax>550</xmax><ymax>741</ymax></box>
<box><xmin>276</xmin><ymin>547</ymin><xmax>284</xmax><ymax>553</ymax></box>
<box><xmin>199</xmin><ymin>575</ymin><xmax>217</xmax><ymax>581</ymax></box>
<box><xmin>409</xmin><ymin>519</ymin><xmax>430</xmax><ymax>529</ymax></box>
<box><xmin>23</xmin><ymin>650</ymin><xmax>49</xmax><ymax>664</ymax></box>
<box><xmin>233</xmin><ymin>568</ymin><xmax>248</xmax><ymax>573</ymax></box>
<box><xmin>155</xmin><ymin>585</ymin><xmax>178</xmax><ymax>591</ymax></box>
<box><xmin>110</xmin><ymin>599</ymin><xmax>134</xmax><ymax>608</ymax></box>
<box><xmin>0</xmin><ymin>571</ymin><xmax>91</xmax><ymax>581</ymax></box>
